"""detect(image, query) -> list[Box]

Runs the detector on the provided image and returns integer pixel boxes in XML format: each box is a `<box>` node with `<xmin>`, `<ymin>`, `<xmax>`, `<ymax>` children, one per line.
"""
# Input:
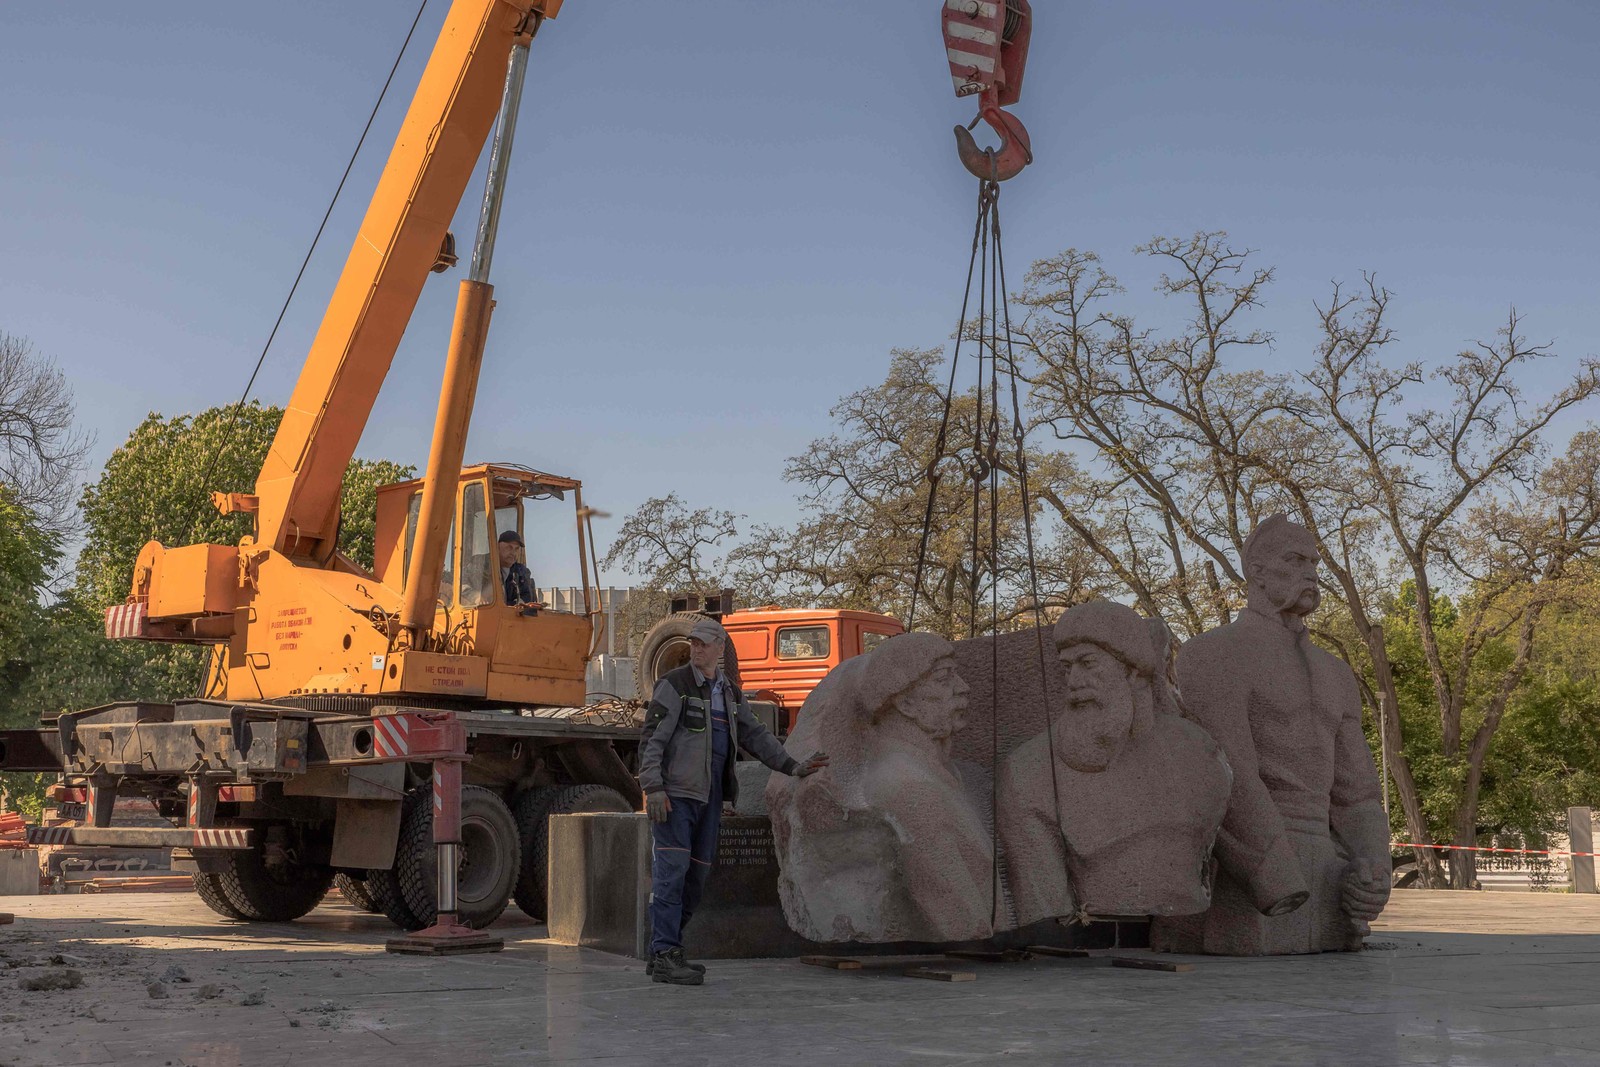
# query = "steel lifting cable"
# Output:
<box><xmin>909</xmin><ymin>178</ymin><xmax>1076</xmax><ymax>930</ymax></box>
<box><xmin>907</xmin><ymin>179</ymin><xmax>992</xmax><ymax>633</ymax></box>
<box><xmin>189</xmin><ymin>0</ymin><xmax>431</xmax><ymax>530</ymax></box>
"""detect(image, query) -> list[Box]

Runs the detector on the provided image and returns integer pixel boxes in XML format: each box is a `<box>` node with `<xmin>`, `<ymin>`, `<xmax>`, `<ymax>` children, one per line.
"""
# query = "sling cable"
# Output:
<box><xmin>907</xmin><ymin>1</ymin><xmax>1082</xmax><ymax>931</ymax></box>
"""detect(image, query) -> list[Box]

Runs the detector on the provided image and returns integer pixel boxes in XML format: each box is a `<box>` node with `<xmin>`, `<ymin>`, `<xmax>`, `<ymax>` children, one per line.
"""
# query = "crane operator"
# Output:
<box><xmin>497</xmin><ymin>529</ymin><xmax>539</xmax><ymax>610</ymax></box>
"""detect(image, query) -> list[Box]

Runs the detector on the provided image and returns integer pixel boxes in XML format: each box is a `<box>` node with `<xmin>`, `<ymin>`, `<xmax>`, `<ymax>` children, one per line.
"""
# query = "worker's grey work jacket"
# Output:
<box><xmin>638</xmin><ymin>664</ymin><xmax>797</xmax><ymax>806</ymax></box>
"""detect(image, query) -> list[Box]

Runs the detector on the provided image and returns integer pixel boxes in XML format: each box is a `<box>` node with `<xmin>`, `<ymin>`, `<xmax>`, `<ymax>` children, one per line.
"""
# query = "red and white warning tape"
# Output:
<box><xmin>1394</xmin><ymin>841</ymin><xmax>1600</xmax><ymax>859</ymax></box>
<box><xmin>374</xmin><ymin>713</ymin><xmax>413</xmax><ymax>759</ymax></box>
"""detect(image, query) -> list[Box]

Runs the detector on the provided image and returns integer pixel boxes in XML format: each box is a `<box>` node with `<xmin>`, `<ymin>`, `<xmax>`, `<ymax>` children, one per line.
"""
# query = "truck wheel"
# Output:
<box><xmin>334</xmin><ymin>871</ymin><xmax>380</xmax><ymax>913</ymax></box>
<box><xmin>525</xmin><ymin>784</ymin><xmax>633</xmax><ymax>922</ymax></box>
<box><xmin>397</xmin><ymin>785</ymin><xmax>520</xmax><ymax>930</ymax></box>
<box><xmin>192</xmin><ymin>871</ymin><xmax>246</xmax><ymax>921</ymax></box>
<box><xmin>511</xmin><ymin>786</ymin><xmax>562</xmax><ymax>920</ymax></box>
<box><xmin>635</xmin><ymin>612</ymin><xmax>742</xmax><ymax>698</ymax></box>
<box><xmin>218</xmin><ymin>829</ymin><xmax>334</xmax><ymax>923</ymax></box>
<box><xmin>369</xmin><ymin>788</ymin><xmax>429</xmax><ymax>931</ymax></box>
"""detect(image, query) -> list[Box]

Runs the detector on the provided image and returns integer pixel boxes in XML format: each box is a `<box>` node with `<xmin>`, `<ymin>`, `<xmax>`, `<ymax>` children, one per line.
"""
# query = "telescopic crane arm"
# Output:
<box><xmin>251</xmin><ymin>0</ymin><xmax>560</xmax><ymax>563</ymax></box>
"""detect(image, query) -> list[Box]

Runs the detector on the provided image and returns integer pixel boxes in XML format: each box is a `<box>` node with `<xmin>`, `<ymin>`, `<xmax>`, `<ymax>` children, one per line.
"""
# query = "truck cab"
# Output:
<box><xmin>726</xmin><ymin>608</ymin><xmax>903</xmax><ymax>729</ymax></box>
<box><xmin>635</xmin><ymin>605</ymin><xmax>904</xmax><ymax>732</ymax></box>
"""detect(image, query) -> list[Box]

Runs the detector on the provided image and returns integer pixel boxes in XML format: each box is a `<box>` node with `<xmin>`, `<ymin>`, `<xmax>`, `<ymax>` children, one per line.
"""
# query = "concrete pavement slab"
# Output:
<box><xmin>4</xmin><ymin>890</ymin><xmax>1600</xmax><ymax>1065</ymax></box>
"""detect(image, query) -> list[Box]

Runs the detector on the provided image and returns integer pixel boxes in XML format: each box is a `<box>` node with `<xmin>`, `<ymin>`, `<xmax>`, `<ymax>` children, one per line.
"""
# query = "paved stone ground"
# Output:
<box><xmin>3</xmin><ymin>890</ymin><xmax>1600</xmax><ymax>1066</ymax></box>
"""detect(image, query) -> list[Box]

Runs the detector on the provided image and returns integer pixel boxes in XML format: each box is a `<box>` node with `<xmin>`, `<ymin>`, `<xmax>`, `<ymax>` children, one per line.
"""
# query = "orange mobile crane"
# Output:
<box><xmin>1</xmin><ymin>0</ymin><xmax>1039</xmax><ymax>952</ymax></box>
<box><xmin>1</xmin><ymin>0</ymin><xmax>642</xmax><ymax>953</ymax></box>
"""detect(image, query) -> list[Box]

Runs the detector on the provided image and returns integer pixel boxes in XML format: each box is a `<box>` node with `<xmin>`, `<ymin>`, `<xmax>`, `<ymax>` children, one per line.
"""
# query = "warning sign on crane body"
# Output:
<box><xmin>272</xmin><ymin>607</ymin><xmax>313</xmax><ymax>650</ymax></box>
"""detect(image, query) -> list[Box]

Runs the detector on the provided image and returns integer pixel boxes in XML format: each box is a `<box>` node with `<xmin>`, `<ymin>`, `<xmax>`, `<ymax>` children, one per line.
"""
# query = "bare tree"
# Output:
<box><xmin>728</xmin><ymin>349</ymin><xmax>1110</xmax><ymax>637</ymax></box>
<box><xmin>0</xmin><ymin>333</ymin><xmax>89</xmax><ymax>526</ymax></box>
<box><xmin>601</xmin><ymin>493</ymin><xmax>739</xmax><ymax>593</ymax></box>
<box><xmin>1019</xmin><ymin>232</ymin><xmax>1600</xmax><ymax>887</ymax></box>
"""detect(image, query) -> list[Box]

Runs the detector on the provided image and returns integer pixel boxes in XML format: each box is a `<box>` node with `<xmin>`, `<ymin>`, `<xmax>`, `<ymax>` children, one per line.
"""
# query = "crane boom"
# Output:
<box><xmin>253</xmin><ymin>0</ymin><xmax>549</xmax><ymax>561</ymax></box>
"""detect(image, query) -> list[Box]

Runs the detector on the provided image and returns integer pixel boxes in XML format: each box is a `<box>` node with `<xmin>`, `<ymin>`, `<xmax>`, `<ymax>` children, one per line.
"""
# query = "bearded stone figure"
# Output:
<box><xmin>765</xmin><ymin>633</ymin><xmax>995</xmax><ymax>943</ymax></box>
<box><xmin>1151</xmin><ymin>514</ymin><xmax>1391</xmax><ymax>955</ymax></box>
<box><xmin>997</xmin><ymin>600</ymin><xmax>1233</xmax><ymax>924</ymax></box>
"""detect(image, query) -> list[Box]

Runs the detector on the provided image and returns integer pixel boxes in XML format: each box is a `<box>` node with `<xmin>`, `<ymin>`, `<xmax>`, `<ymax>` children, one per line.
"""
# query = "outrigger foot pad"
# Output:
<box><xmin>385</xmin><ymin>919</ymin><xmax>503</xmax><ymax>956</ymax></box>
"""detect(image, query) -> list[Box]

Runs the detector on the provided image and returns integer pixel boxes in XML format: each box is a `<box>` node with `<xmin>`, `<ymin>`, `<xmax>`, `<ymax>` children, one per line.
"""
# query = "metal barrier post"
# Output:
<box><xmin>1569</xmin><ymin>807</ymin><xmax>1596</xmax><ymax>894</ymax></box>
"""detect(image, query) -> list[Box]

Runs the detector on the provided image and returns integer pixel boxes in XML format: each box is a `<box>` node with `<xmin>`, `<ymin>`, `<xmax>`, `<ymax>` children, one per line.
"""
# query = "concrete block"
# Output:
<box><xmin>0</xmin><ymin>849</ymin><xmax>41</xmax><ymax>896</ymax></box>
<box><xmin>546</xmin><ymin>813</ymin><xmax>651</xmax><ymax>958</ymax></box>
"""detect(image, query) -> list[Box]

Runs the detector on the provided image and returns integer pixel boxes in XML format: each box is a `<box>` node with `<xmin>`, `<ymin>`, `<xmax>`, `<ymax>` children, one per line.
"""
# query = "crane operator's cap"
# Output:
<box><xmin>688</xmin><ymin>619</ymin><xmax>727</xmax><ymax>645</ymax></box>
<box><xmin>498</xmin><ymin>530</ymin><xmax>524</xmax><ymax>547</ymax></box>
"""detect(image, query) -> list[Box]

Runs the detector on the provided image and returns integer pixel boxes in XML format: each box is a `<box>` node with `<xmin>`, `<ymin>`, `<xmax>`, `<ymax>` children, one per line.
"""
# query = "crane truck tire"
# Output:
<box><xmin>634</xmin><ymin>612</ymin><xmax>743</xmax><ymax>699</ymax></box>
<box><xmin>522</xmin><ymin>784</ymin><xmax>633</xmax><ymax>921</ymax></box>
<box><xmin>368</xmin><ymin>788</ymin><xmax>430</xmax><ymax>931</ymax></box>
<box><xmin>216</xmin><ymin>825</ymin><xmax>335</xmax><ymax>923</ymax></box>
<box><xmin>334</xmin><ymin>871</ymin><xmax>380</xmax><ymax>913</ymax></box>
<box><xmin>510</xmin><ymin>785</ymin><xmax>562</xmax><ymax>919</ymax></box>
<box><xmin>395</xmin><ymin>784</ymin><xmax>520</xmax><ymax>930</ymax></box>
<box><xmin>192</xmin><ymin>871</ymin><xmax>247</xmax><ymax>921</ymax></box>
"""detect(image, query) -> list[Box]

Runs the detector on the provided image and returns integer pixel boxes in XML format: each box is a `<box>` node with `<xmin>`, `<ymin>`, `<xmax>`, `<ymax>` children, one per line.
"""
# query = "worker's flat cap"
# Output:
<box><xmin>498</xmin><ymin>529</ymin><xmax>524</xmax><ymax>546</ymax></box>
<box><xmin>688</xmin><ymin>619</ymin><xmax>727</xmax><ymax>644</ymax></box>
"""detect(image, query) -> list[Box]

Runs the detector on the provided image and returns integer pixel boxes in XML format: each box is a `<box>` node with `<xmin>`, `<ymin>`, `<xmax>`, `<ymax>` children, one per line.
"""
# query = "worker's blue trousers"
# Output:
<box><xmin>649</xmin><ymin>784</ymin><xmax>722</xmax><ymax>956</ymax></box>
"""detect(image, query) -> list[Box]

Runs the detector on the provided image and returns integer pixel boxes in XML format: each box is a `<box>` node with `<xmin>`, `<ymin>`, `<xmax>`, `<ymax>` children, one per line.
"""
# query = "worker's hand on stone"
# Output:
<box><xmin>646</xmin><ymin>791</ymin><xmax>672</xmax><ymax>823</ymax></box>
<box><xmin>1339</xmin><ymin>859</ymin><xmax>1388</xmax><ymax>921</ymax></box>
<box><xmin>793</xmin><ymin>751</ymin><xmax>830</xmax><ymax>777</ymax></box>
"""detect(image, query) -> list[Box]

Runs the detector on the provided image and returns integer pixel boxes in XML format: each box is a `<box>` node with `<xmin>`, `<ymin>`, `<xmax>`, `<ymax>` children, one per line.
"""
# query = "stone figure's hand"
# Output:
<box><xmin>646</xmin><ymin>791</ymin><xmax>672</xmax><ymax>823</ymax></box>
<box><xmin>1340</xmin><ymin>858</ymin><xmax>1389</xmax><ymax>922</ymax></box>
<box><xmin>793</xmin><ymin>751</ymin><xmax>830</xmax><ymax>777</ymax></box>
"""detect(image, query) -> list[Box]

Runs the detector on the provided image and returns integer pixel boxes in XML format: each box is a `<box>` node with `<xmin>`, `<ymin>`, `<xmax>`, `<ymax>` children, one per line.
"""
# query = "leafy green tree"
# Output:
<box><xmin>0</xmin><ymin>487</ymin><xmax>58</xmax><ymax>715</ymax></box>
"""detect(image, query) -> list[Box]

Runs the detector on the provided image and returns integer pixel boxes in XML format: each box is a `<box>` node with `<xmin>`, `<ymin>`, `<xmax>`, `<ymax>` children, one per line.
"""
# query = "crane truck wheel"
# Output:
<box><xmin>510</xmin><ymin>785</ymin><xmax>563</xmax><ymax>920</ymax></box>
<box><xmin>333</xmin><ymin>871</ymin><xmax>380</xmax><ymax>913</ymax></box>
<box><xmin>396</xmin><ymin>785</ymin><xmax>521</xmax><ymax>930</ymax></box>
<box><xmin>368</xmin><ymin>787</ymin><xmax>430</xmax><ymax>932</ymax></box>
<box><xmin>192</xmin><ymin>871</ymin><xmax>247</xmax><ymax>921</ymax></box>
<box><xmin>216</xmin><ymin>825</ymin><xmax>335</xmax><ymax>923</ymax></box>
<box><xmin>523</xmin><ymin>784</ymin><xmax>633</xmax><ymax>922</ymax></box>
<box><xmin>634</xmin><ymin>612</ymin><xmax>743</xmax><ymax>699</ymax></box>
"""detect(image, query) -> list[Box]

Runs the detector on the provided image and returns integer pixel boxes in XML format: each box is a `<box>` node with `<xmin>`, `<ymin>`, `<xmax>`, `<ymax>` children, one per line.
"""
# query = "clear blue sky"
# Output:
<box><xmin>3</xmin><ymin>1</ymin><xmax>1597</xmax><ymax>584</ymax></box>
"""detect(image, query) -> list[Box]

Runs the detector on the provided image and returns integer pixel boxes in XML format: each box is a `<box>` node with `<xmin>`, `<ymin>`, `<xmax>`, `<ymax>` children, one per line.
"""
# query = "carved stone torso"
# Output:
<box><xmin>1153</xmin><ymin>607</ymin><xmax>1390</xmax><ymax>955</ymax></box>
<box><xmin>998</xmin><ymin>715</ymin><xmax>1232</xmax><ymax>923</ymax></box>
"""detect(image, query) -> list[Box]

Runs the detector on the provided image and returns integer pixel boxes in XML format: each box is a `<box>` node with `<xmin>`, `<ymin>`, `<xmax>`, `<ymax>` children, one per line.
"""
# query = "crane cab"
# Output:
<box><xmin>371</xmin><ymin>463</ymin><xmax>600</xmax><ymax>706</ymax></box>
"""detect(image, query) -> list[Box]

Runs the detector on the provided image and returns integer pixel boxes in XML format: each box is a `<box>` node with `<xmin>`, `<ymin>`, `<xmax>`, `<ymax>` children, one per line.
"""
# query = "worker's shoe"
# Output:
<box><xmin>643</xmin><ymin>953</ymin><xmax>707</xmax><ymax>979</ymax></box>
<box><xmin>648</xmin><ymin>948</ymin><xmax>705</xmax><ymax>985</ymax></box>
<box><xmin>644</xmin><ymin>950</ymin><xmax>706</xmax><ymax>977</ymax></box>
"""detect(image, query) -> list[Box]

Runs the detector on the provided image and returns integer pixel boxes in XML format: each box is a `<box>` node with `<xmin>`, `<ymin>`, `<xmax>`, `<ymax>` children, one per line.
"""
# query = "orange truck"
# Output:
<box><xmin>631</xmin><ymin>599</ymin><xmax>904</xmax><ymax>733</ymax></box>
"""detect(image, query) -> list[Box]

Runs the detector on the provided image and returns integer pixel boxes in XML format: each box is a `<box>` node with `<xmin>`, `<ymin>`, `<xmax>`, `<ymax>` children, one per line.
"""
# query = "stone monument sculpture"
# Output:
<box><xmin>1151</xmin><ymin>514</ymin><xmax>1391</xmax><ymax>955</ymax></box>
<box><xmin>766</xmin><ymin>632</ymin><xmax>995</xmax><ymax>942</ymax></box>
<box><xmin>997</xmin><ymin>600</ymin><xmax>1233</xmax><ymax>924</ymax></box>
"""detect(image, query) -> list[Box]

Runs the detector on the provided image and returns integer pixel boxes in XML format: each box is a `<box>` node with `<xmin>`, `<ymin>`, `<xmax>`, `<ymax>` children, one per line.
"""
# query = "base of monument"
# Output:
<box><xmin>546</xmin><ymin>813</ymin><xmax>1149</xmax><ymax>960</ymax></box>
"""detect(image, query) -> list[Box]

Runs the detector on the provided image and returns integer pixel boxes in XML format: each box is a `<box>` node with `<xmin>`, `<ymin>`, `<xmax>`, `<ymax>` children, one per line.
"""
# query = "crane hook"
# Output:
<box><xmin>953</xmin><ymin>102</ymin><xmax>1033</xmax><ymax>182</ymax></box>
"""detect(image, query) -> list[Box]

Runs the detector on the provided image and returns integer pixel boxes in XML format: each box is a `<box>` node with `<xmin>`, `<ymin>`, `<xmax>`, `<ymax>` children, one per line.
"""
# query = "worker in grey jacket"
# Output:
<box><xmin>638</xmin><ymin>617</ymin><xmax>828</xmax><ymax>985</ymax></box>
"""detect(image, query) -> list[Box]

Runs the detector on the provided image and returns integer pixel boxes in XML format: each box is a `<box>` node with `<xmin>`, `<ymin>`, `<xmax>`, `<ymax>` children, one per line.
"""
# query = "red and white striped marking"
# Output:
<box><xmin>104</xmin><ymin>602</ymin><xmax>148</xmax><ymax>639</ymax></box>
<box><xmin>192</xmin><ymin>828</ymin><xmax>250</xmax><ymax>849</ymax></box>
<box><xmin>374</xmin><ymin>713</ymin><xmax>413</xmax><ymax>759</ymax></box>
<box><xmin>433</xmin><ymin>768</ymin><xmax>443</xmax><ymax>814</ymax></box>
<box><xmin>943</xmin><ymin>0</ymin><xmax>1003</xmax><ymax>97</ymax></box>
